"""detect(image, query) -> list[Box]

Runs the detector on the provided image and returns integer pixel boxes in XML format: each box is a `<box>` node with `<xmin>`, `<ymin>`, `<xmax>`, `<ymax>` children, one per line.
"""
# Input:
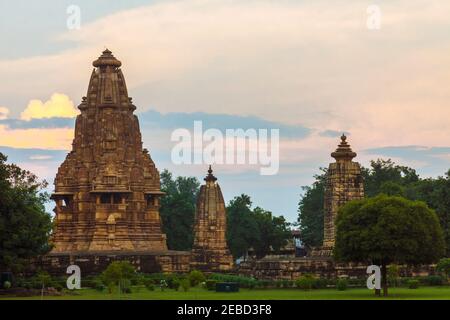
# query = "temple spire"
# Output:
<box><xmin>331</xmin><ymin>134</ymin><xmax>357</xmax><ymax>161</ymax></box>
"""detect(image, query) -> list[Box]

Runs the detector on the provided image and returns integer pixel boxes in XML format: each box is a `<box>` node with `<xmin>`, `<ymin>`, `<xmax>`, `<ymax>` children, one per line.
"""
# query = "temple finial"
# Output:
<box><xmin>93</xmin><ymin>48</ymin><xmax>121</xmax><ymax>68</ymax></box>
<box><xmin>331</xmin><ymin>133</ymin><xmax>356</xmax><ymax>161</ymax></box>
<box><xmin>204</xmin><ymin>165</ymin><xmax>217</xmax><ymax>182</ymax></box>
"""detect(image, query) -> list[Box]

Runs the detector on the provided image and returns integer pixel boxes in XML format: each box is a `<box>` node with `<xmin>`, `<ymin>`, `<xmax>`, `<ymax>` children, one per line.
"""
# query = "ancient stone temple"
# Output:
<box><xmin>191</xmin><ymin>166</ymin><xmax>234</xmax><ymax>272</ymax></box>
<box><xmin>320</xmin><ymin>134</ymin><xmax>364</xmax><ymax>255</ymax></box>
<box><xmin>51</xmin><ymin>49</ymin><xmax>168</xmax><ymax>252</ymax></box>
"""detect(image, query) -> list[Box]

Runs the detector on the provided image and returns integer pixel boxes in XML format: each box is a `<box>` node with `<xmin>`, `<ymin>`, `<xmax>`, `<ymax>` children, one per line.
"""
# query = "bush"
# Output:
<box><xmin>101</xmin><ymin>261</ymin><xmax>136</xmax><ymax>293</ymax></box>
<box><xmin>336</xmin><ymin>278</ymin><xmax>348</xmax><ymax>291</ymax></box>
<box><xmin>313</xmin><ymin>278</ymin><xmax>329</xmax><ymax>289</ymax></box>
<box><xmin>436</xmin><ymin>258</ymin><xmax>450</xmax><ymax>280</ymax></box>
<box><xmin>281</xmin><ymin>280</ymin><xmax>292</xmax><ymax>288</ymax></box>
<box><xmin>165</xmin><ymin>274</ymin><xmax>181</xmax><ymax>289</ymax></box>
<box><xmin>388</xmin><ymin>265</ymin><xmax>400</xmax><ymax>287</ymax></box>
<box><xmin>408</xmin><ymin>280</ymin><xmax>420</xmax><ymax>289</ymax></box>
<box><xmin>143</xmin><ymin>279</ymin><xmax>155</xmax><ymax>291</ymax></box>
<box><xmin>119</xmin><ymin>279</ymin><xmax>132</xmax><ymax>294</ymax></box>
<box><xmin>180</xmin><ymin>279</ymin><xmax>190</xmax><ymax>292</ymax></box>
<box><xmin>205</xmin><ymin>280</ymin><xmax>217</xmax><ymax>291</ymax></box>
<box><xmin>3</xmin><ymin>281</ymin><xmax>11</xmax><ymax>289</ymax></box>
<box><xmin>52</xmin><ymin>282</ymin><xmax>64</xmax><ymax>292</ymax></box>
<box><xmin>188</xmin><ymin>270</ymin><xmax>206</xmax><ymax>287</ymax></box>
<box><xmin>209</xmin><ymin>274</ymin><xmax>257</xmax><ymax>289</ymax></box>
<box><xmin>295</xmin><ymin>274</ymin><xmax>316</xmax><ymax>290</ymax></box>
<box><xmin>94</xmin><ymin>280</ymin><xmax>105</xmax><ymax>292</ymax></box>
<box><xmin>422</xmin><ymin>275</ymin><xmax>444</xmax><ymax>286</ymax></box>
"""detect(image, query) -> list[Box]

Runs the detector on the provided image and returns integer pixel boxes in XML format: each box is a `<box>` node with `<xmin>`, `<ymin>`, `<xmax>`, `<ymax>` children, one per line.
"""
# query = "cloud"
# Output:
<box><xmin>138</xmin><ymin>109</ymin><xmax>310</xmax><ymax>139</ymax></box>
<box><xmin>363</xmin><ymin>145</ymin><xmax>450</xmax><ymax>177</ymax></box>
<box><xmin>0</xmin><ymin>107</ymin><xmax>9</xmax><ymax>120</ymax></box>
<box><xmin>20</xmin><ymin>93</ymin><xmax>79</xmax><ymax>121</ymax></box>
<box><xmin>0</xmin><ymin>117</ymin><xmax>75</xmax><ymax>129</ymax></box>
<box><xmin>0</xmin><ymin>125</ymin><xmax>73</xmax><ymax>150</ymax></box>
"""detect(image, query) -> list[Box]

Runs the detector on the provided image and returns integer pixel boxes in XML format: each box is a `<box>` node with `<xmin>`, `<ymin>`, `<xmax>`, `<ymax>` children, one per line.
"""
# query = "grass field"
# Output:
<box><xmin>2</xmin><ymin>286</ymin><xmax>450</xmax><ymax>300</ymax></box>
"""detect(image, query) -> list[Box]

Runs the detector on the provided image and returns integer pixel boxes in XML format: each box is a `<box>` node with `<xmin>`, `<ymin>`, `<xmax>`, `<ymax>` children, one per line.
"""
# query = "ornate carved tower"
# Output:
<box><xmin>191</xmin><ymin>166</ymin><xmax>234</xmax><ymax>272</ymax></box>
<box><xmin>51</xmin><ymin>49</ymin><xmax>167</xmax><ymax>252</ymax></box>
<box><xmin>321</xmin><ymin>134</ymin><xmax>364</xmax><ymax>255</ymax></box>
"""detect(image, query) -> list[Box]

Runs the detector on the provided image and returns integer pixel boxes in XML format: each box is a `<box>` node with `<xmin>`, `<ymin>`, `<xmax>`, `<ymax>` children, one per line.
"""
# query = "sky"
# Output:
<box><xmin>0</xmin><ymin>0</ymin><xmax>449</xmax><ymax>222</ymax></box>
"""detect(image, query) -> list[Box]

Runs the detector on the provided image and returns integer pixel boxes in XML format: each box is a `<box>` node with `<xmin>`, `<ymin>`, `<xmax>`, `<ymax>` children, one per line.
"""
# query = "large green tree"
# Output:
<box><xmin>159</xmin><ymin>169</ymin><xmax>200</xmax><ymax>251</ymax></box>
<box><xmin>227</xmin><ymin>194</ymin><xmax>291</xmax><ymax>259</ymax></box>
<box><xmin>0</xmin><ymin>152</ymin><xmax>53</xmax><ymax>273</ymax></box>
<box><xmin>298</xmin><ymin>159</ymin><xmax>428</xmax><ymax>247</ymax></box>
<box><xmin>226</xmin><ymin>194</ymin><xmax>258</xmax><ymax>259</ymax></box>
<box><xmin>334</xmin><ymin>195</ymin><xmax>445</xmax><ymax>296</ymax></box>
<box><xmin>251</xmin><ymin>207</ymin><xmax>291</xmax><ymax>259</ymax></box>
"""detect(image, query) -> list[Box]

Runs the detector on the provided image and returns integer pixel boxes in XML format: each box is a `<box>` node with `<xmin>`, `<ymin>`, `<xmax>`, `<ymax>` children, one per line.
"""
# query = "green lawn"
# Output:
<box><xmin>2</xmin><ymin>286</ymin><xmax>450</xmax><ymax>300</ymax></box>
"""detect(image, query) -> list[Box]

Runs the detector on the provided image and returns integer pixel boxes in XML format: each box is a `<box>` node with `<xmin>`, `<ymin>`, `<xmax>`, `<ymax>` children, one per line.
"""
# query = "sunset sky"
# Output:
<box><xmin>1</xmin><ymin>0</ymin><xmax>449</xmax><ymax>222</ymax></box>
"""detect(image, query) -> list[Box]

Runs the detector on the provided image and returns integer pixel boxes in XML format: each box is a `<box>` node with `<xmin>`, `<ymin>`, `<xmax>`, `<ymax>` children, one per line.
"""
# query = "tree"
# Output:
<box><xmin>297</xmin><ymin>169</ymin><xmax>326</xmax><ymax>247</ymax></box>
<box><xmin>362</xmin><ymin>159</ymin><xmax>419</xmax><ymax>197</ymax></box>
<box><xmin>252</xmin><ymin>207</ymin><xmax>291</xmax><ymax>259</ymax></box>
<box><xmin>334</xmin><ymin>195</ymin><xmax>445</xmax><ymax>296</ymax></box>
<box><xmin>226</xmin><ymin>195</ymin><xmax>258</xmax><ymax>259</ymax></box>
<box><xmin>159</xmin><ymin>169</ymin><xmax>200</xmax><ymax>250</ymax></box>
<box><xmin>0</xmin><ymin>152</ymin><xmax>53</xmax><ymax>273</ymax></box>
<box><xmin>297</xmin><ymin>159</ymin><xmax>425</xmax><ymax>248</ymax></box>
<box><xmin>101</xmin><ymin>261</ymin><xmax>136</xmax><ymax>294</ymax></box>
<box><xmin>436</xmin><ymin>258</ymin><xmax>450</xmax><ymax>281</ymax></box>
<box><xmin>409</xmin><ymin>171</ymin><xmax>450</xmax><ymax>255</ymax></box>
<box><xmin>226</xmin><ymin>194</ymin><xmax>291</xmax><ymax>259</ymax></box>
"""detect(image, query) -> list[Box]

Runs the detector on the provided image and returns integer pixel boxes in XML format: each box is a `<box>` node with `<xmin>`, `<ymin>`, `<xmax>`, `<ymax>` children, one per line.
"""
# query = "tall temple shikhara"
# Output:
<box><xmin>191</xmin><ymin>166</ymin><xmax>234</xmax><ymax>271</ymax></box>
<box><xmin>320</xmin><ymin>134</ymin><xmax>364</xmax><ymax>255</ymax></box>
<box><xmin>51</xmin><ymin>49</ymin><xmax>167</xmax><ymax>252</ymax></box>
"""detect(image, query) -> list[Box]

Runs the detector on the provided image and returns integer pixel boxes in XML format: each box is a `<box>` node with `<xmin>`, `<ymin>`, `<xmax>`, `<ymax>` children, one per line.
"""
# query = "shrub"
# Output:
<box><xmin>3</xmin><ymin>281</ymin><xmax>11</xmax><ymax>289</ymax></box>
<box><xmin>336</xmin><ymin>278</ymin><xmax>348</xmax><ymax>291</ymax></box>
<box><xmin>172</xmin><ymin>278</ymin><xmax>181</xmax><ymax>291</ymax></box>
<box><xmin>37</xmin><ymin>271</ymin><xmax>52</xmax><ymax>288</ymax></box>
<box><xmin>119</xmin><ymin>279</ymin><xmax>132</xmax><ymax>294</ymax></box>
<box><xmin>281</xmin><ymin>280</ymin><xmax>292</xmax><ymax>288</ymax></box>
<box><xmin>94</xmin><ymin>280</ymin><xmax>105</xmax><ymax>292</ymax></box>
<box><xmin>159</xmin><ymin>279</ymin><xmax>168</xmax><ymax>291</ymax></box>
<box><xmin>408</xmin><ymin>280</ymin><xmax>419</xmax><ymax>289</ymax></box>
<box><xmin>188</xmin><ymin>270</ymin><xmax>206</xmax><ymax>287</ymax></box>
<box><xmin>180</xmin><ymin>279</ymin><xmax>190</xmax><ymax>292</ymax></box>
<box><xmin>436</xmin><ymin>258</ymin><xmax>450</xmax><ymax>280</ymax></box>
<box><xmin>165</xmin><ymin>274</ymin><xmax>181</xmax><ymax>289</ymax></box>
<box><xmin>208</xmin><ymin>274</ymin><xmax>257</xmax><ymax>289</ymax></box>
<box><xmin>295</xmin><ymin>274</ymin><xmax>316</xmax><ymax>290</ymax></box>
<box><xmin>388</xmin><ymin>265</ymin><xmax>400</xmax><ymax>287</ymax></box>
<box><xmin>422</xmin><ymin>275</ymin><xmax>444</xmax><ymax>286</ymax></box>
<box><xmin>101</xmin><ymin>261</ymin><xmax>136</xmax><ymax>294</ymax></box>
<box><xmin>81</xmin><ymin>280</ymin><xmax>96</xmax><ymax>288</ymax></box>
<box><xmin>143</xmin><ymin>279</ymin><xmax>155</xmax><ymax>291</ymax></box>
<box><xmin>313</xmin><ymin>278</ymin><xmax>329</xmax><ymax>289</ymax></box>
<box><xmin>205</xmin><ymin>280</ymin><xmax>217</xmax><ymax>291</ymax></box>
<box><xmin>52</xmin><ymin>282</ymin><xmax>64</xmax><ymax>292</ymax></box>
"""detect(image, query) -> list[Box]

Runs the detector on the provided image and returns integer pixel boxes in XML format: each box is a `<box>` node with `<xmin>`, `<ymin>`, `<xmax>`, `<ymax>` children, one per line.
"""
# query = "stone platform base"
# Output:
<box><xmin>238</xmin><ymin>256</ymin><xmax>436</xmax><ymax>280</ymax></box>
<box><xmin>29</xmin><ymin>250</ymin><xmax>191</xmax><ymax>276</ymax></box>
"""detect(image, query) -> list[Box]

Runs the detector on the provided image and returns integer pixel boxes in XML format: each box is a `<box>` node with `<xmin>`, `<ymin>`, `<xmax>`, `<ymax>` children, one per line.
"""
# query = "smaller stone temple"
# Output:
<box><xmin>239</xmin><ymin>134</ymin><xmax>366</xmax><ymax>279</ymax></box>
<box><xmin>191</xmin><ymin>166</ymin><xmax>234</xmax><ymax>272</ymax></box>
<box><xmin>313</xmin><ymin>134</ymin><xmax>364</xmax><ymax>256</ymax></box>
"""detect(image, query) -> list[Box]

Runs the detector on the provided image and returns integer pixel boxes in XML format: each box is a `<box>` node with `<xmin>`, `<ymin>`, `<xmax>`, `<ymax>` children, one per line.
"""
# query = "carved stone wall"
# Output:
<box><xmin>51</xmin><ymin>50</ymin><xmax>167</xmax><ymax>252</ymax></box>
<box><xmin>191</xmin><ymin>167</ymin><xmax>234</xmax><ymax>272</ymax></box>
